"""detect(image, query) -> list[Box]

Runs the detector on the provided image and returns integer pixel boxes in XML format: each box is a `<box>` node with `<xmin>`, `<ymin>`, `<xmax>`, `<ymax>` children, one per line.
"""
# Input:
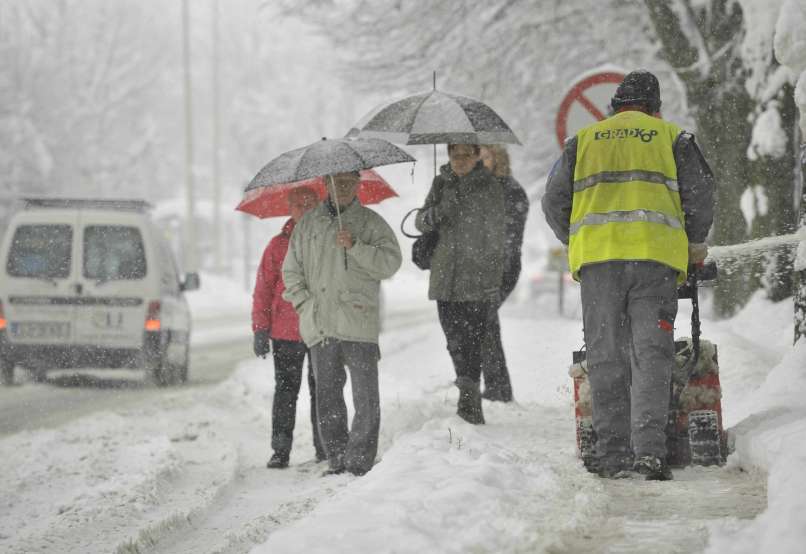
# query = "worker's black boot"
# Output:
<box><xmin>634</xmin><ymin>455</ymin><xmax>673</xmax><ymax>481</ymax></box>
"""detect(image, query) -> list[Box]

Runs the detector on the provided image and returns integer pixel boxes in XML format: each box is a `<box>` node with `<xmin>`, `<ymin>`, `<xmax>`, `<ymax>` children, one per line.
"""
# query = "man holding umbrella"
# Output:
<box><xmin>282</xmin><ymin>170</ymin><xmax>402</xmax><ymax>476</ymax></box>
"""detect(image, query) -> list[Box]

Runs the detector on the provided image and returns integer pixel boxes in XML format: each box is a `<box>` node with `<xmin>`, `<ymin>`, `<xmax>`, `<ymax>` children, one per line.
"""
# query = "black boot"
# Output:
<box><xmin>456</xmin><ymin>377</ymin><xmax>485</xmax><ymax>425</ymax></box>
<box><xmin>481</xmin><ymin>386</ymin><xmax>513</xmax><ymax>402</ymax></box>
<box><xmin>321</xmin><ymin>454</ymin><xmax>346</xmax><ymax>477</ymax></box>
<box><xmin>266</xmin><ymin>451</ymin><xmax>289</xmax><ymax>469</ymax></box>
<box><xmin>633</xmin><ymin>455</ymin><xmax>673</xmax><ymax>481</ymax></box>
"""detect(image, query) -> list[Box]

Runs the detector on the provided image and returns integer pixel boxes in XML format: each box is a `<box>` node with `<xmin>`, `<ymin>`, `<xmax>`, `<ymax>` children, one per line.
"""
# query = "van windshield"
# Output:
<box><xmin>83</xmin><ymin>226</ymin><xmax>146</xmax><ymax>281</ymax></box>
<box><xmin>7</xmin><ymin>224</ymin><xmax>73</xmax><ymax>279</ymax></box>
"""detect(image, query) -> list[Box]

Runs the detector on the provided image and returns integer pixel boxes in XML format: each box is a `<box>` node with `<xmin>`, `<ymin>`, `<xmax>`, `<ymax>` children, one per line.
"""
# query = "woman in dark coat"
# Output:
<box><xmin>479</xmin><ymin>144</ymin><xmax>529</xmax><ymax>402</ymax></box>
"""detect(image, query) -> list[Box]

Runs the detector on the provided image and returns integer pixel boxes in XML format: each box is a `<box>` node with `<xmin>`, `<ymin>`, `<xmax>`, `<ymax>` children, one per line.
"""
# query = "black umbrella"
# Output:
<box><xmin>246</xmin><ymin>136</ymin><xmax>415</xmax><ymax>191</ymax></box>
<box><xmin>346</xmin><ymin>89</ymin><xmax>521</xmax><ymax>146</ymax></box>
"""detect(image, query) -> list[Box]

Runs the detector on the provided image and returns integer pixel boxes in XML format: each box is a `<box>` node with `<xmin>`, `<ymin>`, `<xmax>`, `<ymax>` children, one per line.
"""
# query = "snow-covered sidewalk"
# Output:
<box><xmin>0</xmin><ymin>291</ymin><xmax>804</xmax><ymax>553</ymax></box>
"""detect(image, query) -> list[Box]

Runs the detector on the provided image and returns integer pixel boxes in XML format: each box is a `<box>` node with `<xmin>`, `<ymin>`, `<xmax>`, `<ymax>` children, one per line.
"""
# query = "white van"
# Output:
<box><xmin>0</xmin><ymin>198</ymin><xmax>199</xmax><ymax>386</ymax></box>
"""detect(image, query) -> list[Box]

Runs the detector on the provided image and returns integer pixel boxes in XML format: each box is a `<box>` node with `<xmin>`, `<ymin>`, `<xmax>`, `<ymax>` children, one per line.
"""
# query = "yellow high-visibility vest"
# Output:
<box><xmin>569</xmin><ymin>110</ymin><xmax>689</xmax><ymax>283</ymax></box>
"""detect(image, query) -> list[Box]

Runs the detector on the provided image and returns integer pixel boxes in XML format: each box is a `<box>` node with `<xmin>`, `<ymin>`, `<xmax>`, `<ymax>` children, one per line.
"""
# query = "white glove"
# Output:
<box><xmin>688</xmin><ymin>243</ymin><xmax>708</xmax><ymax>264</ymax></box>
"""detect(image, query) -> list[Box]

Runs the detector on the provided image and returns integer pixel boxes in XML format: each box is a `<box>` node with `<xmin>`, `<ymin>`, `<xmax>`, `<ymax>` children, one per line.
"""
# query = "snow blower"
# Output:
<box><xmin>569</xmin><ymin>261</ymin><xmax>727</xmax><ymax>468</ymax></box>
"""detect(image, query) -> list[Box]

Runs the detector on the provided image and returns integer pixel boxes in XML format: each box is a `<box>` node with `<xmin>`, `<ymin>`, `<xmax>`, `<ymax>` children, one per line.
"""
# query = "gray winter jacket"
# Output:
<box><xmin>415</xmin><ymin>162</ymin><xmax>506</xmax><ymax>302</ymax></box>
<box><xmin>282</xmin><ymin>200</ymin><xmax>401</xmax><ymax>347</ymax></box>
<box><xmin>542</xmin><ymin>131</ymin><xmax>714</xmax><ymax>246</ymax></box>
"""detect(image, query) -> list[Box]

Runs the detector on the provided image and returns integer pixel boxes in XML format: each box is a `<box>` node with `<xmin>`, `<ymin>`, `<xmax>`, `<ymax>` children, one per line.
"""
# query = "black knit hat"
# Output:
<box><xmin>611</xmin><ymin>70</ymin><xmax>662</xmax><ymax>113</ymax></box>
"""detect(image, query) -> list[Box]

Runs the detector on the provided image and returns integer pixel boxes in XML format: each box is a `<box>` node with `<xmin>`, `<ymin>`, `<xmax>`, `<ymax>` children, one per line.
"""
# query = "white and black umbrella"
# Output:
<box><xmin>346</xmin><ymin>89</ymin><xmax>521</xmax><ymax>146</ymax></box>
<box><xmin>246</xmin><ymin>136</ymin><xmax>415</xmax><ymax>191</ymax></box>
<box><xmin>245</xmin><ymin>136</ymin><xmax>415</xmax><ymax>269</ymax></box>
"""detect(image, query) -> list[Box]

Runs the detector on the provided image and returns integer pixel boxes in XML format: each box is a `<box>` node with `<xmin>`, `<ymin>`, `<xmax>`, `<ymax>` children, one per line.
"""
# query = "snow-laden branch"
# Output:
<box><xmin>708</xmin><ymin>227</ymin><xmax>805</xmax><ymax>262</ymax></box>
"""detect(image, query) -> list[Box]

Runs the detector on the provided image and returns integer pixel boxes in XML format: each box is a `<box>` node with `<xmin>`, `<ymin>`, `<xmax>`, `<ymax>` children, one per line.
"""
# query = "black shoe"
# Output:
<box><xmin>322</xmin><ymin>466</ymin><xmax>345</xmax><ymax>477</ymax></box>
<box><xmin>266</xmin><ymin>452</ymin><xmax>289</xmax><ymax>469</ymax></box>
<box><xmin>597</xmin><ymin>466</ymin><xmax>633</xmax><ymax>479</ymax></box>
<box><xmin>633</xmin><ymin>455</ymin><xmax>673</xmax><ymax>481</ymax></box>
<box><xmin>456</xmin><ymin>377</ymin><xmax>485</xmax><ymax>424</ymax></box>
<box><xmin>315</xmin><ymin>452</ymin><xmax>328</xmax><ymax>463</ymax></box>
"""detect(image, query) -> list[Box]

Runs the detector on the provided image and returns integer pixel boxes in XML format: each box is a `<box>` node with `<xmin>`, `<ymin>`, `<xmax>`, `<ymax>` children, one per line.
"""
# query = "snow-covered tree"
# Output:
<box><xmin>0</xmin><ymin>0</ymin><xmax>174</xmax><ymax>199</ymax></box>
<box><xmin>644</xmin><ymin>0</ymin><xmax>800</xmax><ymax>315</ymax></box>
<box><xmin>295</xmin><ymin>0</ymin><xmax>802</xmax><ymax>318</ymax></box>
<box><xmin>774</xmin><ymin>0</ymin><xmax>806</xmax><ymax>343</ymax></box>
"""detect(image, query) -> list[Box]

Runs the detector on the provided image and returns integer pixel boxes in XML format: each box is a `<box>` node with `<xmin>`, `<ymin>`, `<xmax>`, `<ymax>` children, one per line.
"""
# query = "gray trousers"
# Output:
<box><xmin>580</xmin><ymin>261</ymin><xmax>678</xmax><ymax>460</ymax></box>
<box><xmin>310</xmin><ymin>339</ymin><xmax>380</xmax><ymax>474</ymax></box>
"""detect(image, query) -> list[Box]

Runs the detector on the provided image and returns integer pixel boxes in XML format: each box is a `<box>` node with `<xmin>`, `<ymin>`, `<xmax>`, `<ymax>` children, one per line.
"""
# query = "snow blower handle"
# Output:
<box><xmin>677</xmin><ymin>261</ymin><xmax>718</xmax><ymax>363</ymax></box>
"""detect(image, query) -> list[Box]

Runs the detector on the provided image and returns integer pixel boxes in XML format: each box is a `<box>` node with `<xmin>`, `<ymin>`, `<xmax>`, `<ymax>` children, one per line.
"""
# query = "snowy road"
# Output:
<box><xmin>0</xmin><ymin>336</ymin><xmax>251</xmax><ymax>438</ymax></box>
<box><xmin>0</xmin><ymin>296</ymin><xmax>787</xmax><ymax>553</ymax></box>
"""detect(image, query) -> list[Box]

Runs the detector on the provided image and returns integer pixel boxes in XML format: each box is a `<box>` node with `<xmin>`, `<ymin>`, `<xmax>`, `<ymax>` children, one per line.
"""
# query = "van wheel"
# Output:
<box><xmin>146</xmin><ymin>349</ymin><xmax>172</xmax><ymax>387</ymax></box>
<box><xmin>150</xmin><ymin>358</ymin><xmax>172</xmax><ymax>387</ymax></box>
<box><xmin>29</xmin><ymin>366</ymin><xmax>48</xmax><ymax>383</ymax></box>
<box><xmin>1</xmin><ymin>358</ymin><xmax>14</xmax><ymax>386</ymax></box>
<box><xmin>177</xmin><ymin>345</ymin><xmax>190</xmax><ymax>384</ymax></box>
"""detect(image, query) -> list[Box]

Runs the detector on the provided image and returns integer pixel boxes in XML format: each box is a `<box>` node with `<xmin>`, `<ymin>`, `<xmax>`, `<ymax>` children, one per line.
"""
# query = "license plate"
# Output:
<box><xmin>9</xmin><ymin>321</ymin><xmax>71</xmax><ymax>340</ymax></box>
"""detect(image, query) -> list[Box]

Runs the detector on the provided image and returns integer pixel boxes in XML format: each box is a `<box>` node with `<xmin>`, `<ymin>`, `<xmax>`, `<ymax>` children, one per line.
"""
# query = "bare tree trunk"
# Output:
<box><xmin>644</xmin><ymin>0</ymin><xmax>755</xmax><ymax>317</ymax></box>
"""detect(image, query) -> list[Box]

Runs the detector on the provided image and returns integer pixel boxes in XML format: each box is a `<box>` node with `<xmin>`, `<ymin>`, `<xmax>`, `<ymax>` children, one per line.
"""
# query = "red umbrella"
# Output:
<box><xmin>236</xmin><ymin>168</ymin><xmax>398</xmax><ymax>219</ymax></box>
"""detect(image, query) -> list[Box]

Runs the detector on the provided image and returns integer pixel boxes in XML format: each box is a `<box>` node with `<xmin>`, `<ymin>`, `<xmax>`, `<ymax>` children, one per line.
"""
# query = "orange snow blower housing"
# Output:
<box><xmin>570</xmin><ymin>261</ymin><xmax>727</xmax><ymax>468</ymax></box>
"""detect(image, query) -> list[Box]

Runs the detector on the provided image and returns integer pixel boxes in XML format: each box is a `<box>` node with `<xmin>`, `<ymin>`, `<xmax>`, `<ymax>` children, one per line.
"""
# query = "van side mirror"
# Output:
<box><xmin>181</xmin><ymin>272</ymin><xmax>200</xmax><ymax>292</ymax></box>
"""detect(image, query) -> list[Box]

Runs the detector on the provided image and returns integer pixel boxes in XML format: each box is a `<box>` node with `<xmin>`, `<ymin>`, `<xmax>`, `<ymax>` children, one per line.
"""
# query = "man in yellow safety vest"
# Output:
<box><xmin>542</xmin><ymin>70</ymin><xmax>714</xmax><ymax>480</ymax></box>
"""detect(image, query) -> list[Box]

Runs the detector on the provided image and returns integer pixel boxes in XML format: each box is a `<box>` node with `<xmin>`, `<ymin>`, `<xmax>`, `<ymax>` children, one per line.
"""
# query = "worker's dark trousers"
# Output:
<box><xmin>271</xmin><ymin>339</ymin><xmax>325</xmax><ymax>460</ymax></box>
<box><xmin>580</xmin><ymin>261</ymin><xmax>678</xmax><ymax>461</ymax></box>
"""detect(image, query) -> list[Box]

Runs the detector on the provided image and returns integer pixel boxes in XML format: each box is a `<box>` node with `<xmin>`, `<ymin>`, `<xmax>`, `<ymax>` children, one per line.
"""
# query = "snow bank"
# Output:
<box><xmin>696</xmin><ymin>287</ymin><xmax>806</xmax><ymax>554</ymax></box>
<box><xmin>186</xmin><ymin>270</ymin><xmax>251</xmax><ymax>319</ymax></box>
<box><xmin>705</xmin><ymin>343</ymin><xmax>806</xmax><ymax>554</ymax></box>
<box><xmin>187</xmin><ymin>271</ymin><xmax>252</xmax><ymax>345</ymax></box>
<box><xmin>0</xmin><ymin>395</ymin><xmax>245</xmax><ymax>553</ymax></box>
<box><xmin>254</xmin><ymin>419</ymin><xmax>563</xmax><ymax>554</ymax></box>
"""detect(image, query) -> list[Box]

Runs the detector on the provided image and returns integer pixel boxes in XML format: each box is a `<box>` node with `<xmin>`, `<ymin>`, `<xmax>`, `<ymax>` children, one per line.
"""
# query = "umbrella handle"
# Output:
<box><xmin>327</xmin><ymin>175</ymin><xmax>348</xmax><ymax>270</ymax></box>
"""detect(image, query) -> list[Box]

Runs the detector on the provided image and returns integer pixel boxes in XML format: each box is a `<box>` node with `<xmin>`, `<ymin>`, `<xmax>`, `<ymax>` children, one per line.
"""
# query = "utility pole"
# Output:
<box><xmin>211</xmin><ymin>0</ymin><xmax>222</xmax><ymax>272</ymax></box>
<box><xmin>795</xmin><ymin>141</ymin><xmax>806</xmax><ymax>344</ymax></box>
<box><xmin>182</xmin><ymin>0</ymin><xmax>198</xmax><ymax>271</ymax></box>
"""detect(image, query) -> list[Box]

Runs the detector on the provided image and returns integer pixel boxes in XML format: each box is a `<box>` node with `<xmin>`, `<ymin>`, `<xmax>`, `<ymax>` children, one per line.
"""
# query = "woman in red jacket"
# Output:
<box><xmin>252</xmin><ymin>186</ymin><xmax>324</xmax><ymax>468</ymax></box>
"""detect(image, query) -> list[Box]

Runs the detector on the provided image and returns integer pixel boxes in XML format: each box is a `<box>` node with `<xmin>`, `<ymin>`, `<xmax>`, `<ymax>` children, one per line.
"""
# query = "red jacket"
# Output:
<box><xmin>252</xmin><ymin>219</ymin><xmax>302</xmax><ymax>342</ymax></box>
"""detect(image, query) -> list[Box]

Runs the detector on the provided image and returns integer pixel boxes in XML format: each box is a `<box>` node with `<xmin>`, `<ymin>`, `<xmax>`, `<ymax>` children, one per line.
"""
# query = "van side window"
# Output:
<box><xmin>7</xmin><ymin>224</ymin><xmax>73</xmax><ymax>279</ymax></box>
<box><xmin>157</xmin><ymin>237</ymin><xmax>181</xmax><ymax>295</ymax></box>
<box><xmin>83</xmin><ymin>226</ymin><xmax>147</xmax><ymax>281</ymax></box>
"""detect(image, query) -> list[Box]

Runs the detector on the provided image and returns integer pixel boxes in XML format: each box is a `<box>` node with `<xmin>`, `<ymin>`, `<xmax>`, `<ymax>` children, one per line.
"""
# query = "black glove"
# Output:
<box><xmin>423</xmin><ymin>186</ymin><xmax>459</xmax><ymax>228</ymax></box>
<box><xmin>253</xmin><ymin>330</ymin><xmax>271</xmax><ymax>358</ymax></box>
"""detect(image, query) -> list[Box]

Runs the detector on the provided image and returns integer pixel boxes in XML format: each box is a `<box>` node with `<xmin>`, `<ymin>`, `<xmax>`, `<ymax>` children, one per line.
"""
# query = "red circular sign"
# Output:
<box><xmin>555</xmin><ymin>72</ymin><xmax>624</xmax><ymax>148</ymax></box>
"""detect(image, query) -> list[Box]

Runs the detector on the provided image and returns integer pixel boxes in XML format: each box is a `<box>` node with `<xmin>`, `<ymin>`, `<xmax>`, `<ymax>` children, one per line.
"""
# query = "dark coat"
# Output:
<box><xmin>415</xmin><ymin>162</ymin><xmax>506</xmax><ymax>301</ymax></box>
<box><xmin>500</xmin><ymin>175</ymin><xmax>529</xmax><ymax>300</ymax></box>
